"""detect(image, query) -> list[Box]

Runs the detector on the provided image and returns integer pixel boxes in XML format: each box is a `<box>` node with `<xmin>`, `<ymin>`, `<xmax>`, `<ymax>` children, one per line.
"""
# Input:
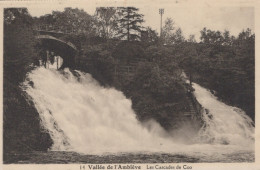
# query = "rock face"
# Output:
<box><xmin>3</xmin><ymin>80</ymin><xmax>53</xmax><ymax>155</ymax></box>
<box><xmin>74</xmin><ymin>42</ymin><xmax>204</xmax><ymax>136</ymax></box>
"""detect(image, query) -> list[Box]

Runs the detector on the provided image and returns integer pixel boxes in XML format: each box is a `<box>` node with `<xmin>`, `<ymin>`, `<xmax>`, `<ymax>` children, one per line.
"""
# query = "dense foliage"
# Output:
<box><xmin>34</xmin><ymin>7</ymin><xmax>95</xmax><ymax>36</ymax></box>
<box><xmin>123</xmin><ymin>47</ymin><xmax>190</xmax><ymax>130</ymax></box>
<box><xmin>4</xmin><ymin>7</ymin><xmax>255</xmax><ymax>160</ymax></box>
<box><xmin>94</xmin><ymin>7</ymin><xmax>119</xmax><ymax>39</ymax></box>
<box><xmin>32</xmin><ymin>7</ymin><xmax>256</xmax><ymax>124</ymax></box>
<box><xmin>179</xmin><ymin>28</ymin><xmax>255</xmax><ymax>120</ymax></box>
<box><xmin>117</xmin><ymin>7</ymin><xmax>144</xmax><ymax>41</ymax></box>
<box><xmin>161</xmin><ymin>18</ymin><xmax>185</xmax><ymax>45</ymax></box>
<box><xmin>4</xmin><ymin>8</ymin><xmax>39</xmax><ymax>82</ymax></box>
<box><xmin>4</xmin><ymin>8</ymin><xmax>53</xmax><ymax>155</ymax></box>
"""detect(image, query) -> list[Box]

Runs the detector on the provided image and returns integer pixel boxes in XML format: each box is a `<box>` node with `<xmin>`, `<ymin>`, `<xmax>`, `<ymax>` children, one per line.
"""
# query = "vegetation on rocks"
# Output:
<box><xmin>4</xmin><ymin>8</ymin><xmax>53</xmax><ymax>155</ymax></box>
<box><xmin>177</xmin><ymin>28</ymin><xmax>255</xmax><ymax>120</ymax></box>
<box><xmin>3</xmin><ymin>7</ymin><xmax>255</xmax><ymax>157</ymax></box>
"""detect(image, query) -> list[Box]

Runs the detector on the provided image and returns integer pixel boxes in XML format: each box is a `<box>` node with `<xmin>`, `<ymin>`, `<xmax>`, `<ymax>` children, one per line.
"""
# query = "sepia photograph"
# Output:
<box><xmin>1</xmin><ymin>0</ymin><xmax>257</xmax><ymax>167</ymax></box>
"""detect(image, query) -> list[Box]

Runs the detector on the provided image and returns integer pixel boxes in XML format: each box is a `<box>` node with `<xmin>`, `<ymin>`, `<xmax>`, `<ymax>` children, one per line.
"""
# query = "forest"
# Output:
<box><xmin>3</xmin><ymin>7</ymin><xmax>255</xmax><ymax>155</ymax></box>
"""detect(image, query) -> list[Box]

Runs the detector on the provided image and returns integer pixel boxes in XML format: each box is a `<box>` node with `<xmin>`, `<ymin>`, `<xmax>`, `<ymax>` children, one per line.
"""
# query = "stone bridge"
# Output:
<box><xmin>34</xmin><ymin>25</ymin><xmax>78</xmax><ymax>69</ymax></box>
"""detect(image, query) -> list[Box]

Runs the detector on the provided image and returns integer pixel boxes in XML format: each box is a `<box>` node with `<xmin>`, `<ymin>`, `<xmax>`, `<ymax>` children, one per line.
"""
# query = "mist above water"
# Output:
<box><xmin>22</xmin><ymin>67</ymin><xmax>254</xmax><ymax>158</ymax></box>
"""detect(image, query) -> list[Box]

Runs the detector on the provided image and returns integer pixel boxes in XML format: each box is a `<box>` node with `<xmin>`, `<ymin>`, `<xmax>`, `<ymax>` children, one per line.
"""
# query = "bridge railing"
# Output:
<box><xmin>33</xmin><ymin>24</ymin><xmax>77</xmax><ymax>34</ymax></box>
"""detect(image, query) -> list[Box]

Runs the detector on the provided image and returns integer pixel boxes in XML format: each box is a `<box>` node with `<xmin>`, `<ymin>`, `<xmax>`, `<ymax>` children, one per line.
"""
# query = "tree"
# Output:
<box><xmin>188</xmin><ymin>34</ymin><xmax>196</xmax><ymax>43</ymax></box>
<box><xmin>4</xmin><ymin>8</ymin><xmax>38</xmax><ymax>83</ymax></box>
<box><xmin>161</xmin><ymin>18</ymin><xmax>185</xmax><ymax>45</ymax></box>
<box><xmin>214</xmin><ymin>31</ymin><xmax>224</xmax><ymax>45</ymax></box>
<box><xmin>222</xmin><ymin>30</ymin><xmax>231</xmax><ymax>45</ymax></box>
<box><xmin>174</xmin><ymin>28</ymin><xmax>185</xmax><ymax>44</ymax></box>
<box><xmin>4</xmin><ymin>8</ymin><xmax>53</xmax><ymax>154</ymax></box>
<box><xmin>142</xmin><ymin>27</ymin><xmax>159</xmax><ymax>43</ymax></box>
<box><xmin>200</xmin><ymin>27</ymin><xmax>209</xmax><ymax>43</ymax></box>
<box><xmin>200</xmin><ymin>28</ymin><xmax>223</xmax><ymax>45</ymax></box>
<box><xmin>35</xmin><ymin>8</ymin><xmax>95</xmax><ymax>36</ymax></box>
<box><xmin>236</xmin><ymin>28</ymin><xmax>253</xmax><ymax>47</ymax></box>
<box><xmin>184</xmin><ymin>27</ymin><xmax>255</xmax><ymax>121</ymax></box>
<box><xmin>161</xmin><ymin>17</ymin><xmax>175</xmax><ymax>44</ymax></box>
<box><xmin>117</xmin><ymin>7</ymin><xmax>144</xmax><ymax>41</ymax></box>
<box><xmin>94</xmin><ymin>7</ymin><xmax>119</xmax><ymax>39</ymax></box>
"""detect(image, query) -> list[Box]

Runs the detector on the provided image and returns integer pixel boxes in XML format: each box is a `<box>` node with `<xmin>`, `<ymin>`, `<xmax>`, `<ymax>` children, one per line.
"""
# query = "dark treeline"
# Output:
<box><xmin>33</xmin><ymin>7</ymin><xmax>254</xmax><ymax>125</ymax></box>
<box><xmin>33</xmin><ymin>7</ymin><xmax>145</xmax><ymax>41</ymax></box>
<box><xmin>3</xmin><ymin>7</ymin><xmax>255</xmax><ymax>157</ymax></box>
<box><xmin>179</xmin><ymin>28</ymin><xmax>255</xmax><ymax>120</ymax></box>
<box><xmin>4</xmin><ymin>8</ymin><xmax>53</xmax><ymax>156</ymax></box>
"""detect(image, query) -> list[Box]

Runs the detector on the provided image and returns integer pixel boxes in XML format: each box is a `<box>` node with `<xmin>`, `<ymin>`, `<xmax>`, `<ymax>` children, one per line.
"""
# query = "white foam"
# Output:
<box><xmin>22</xmin><ymin>68</ymin><xmax>254</xmax><ymax>158</ymax></box>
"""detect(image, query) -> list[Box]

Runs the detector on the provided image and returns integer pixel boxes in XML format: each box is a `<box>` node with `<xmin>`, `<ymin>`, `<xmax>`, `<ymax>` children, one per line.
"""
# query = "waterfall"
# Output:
<box><xmin>22</xmin><ymin>67</ymin><xmax>254</xmax><ymax>159</ymax></box>
<box><xmin>192</xmin><ymin>83</ymin><xmax>254</xmax><ymax>146</ymax></box>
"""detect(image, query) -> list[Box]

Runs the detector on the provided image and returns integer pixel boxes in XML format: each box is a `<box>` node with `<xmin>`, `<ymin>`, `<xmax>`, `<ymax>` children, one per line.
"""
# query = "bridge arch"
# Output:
<box><xmin>36</xmin><ymin>34</ymin><xmax>78</xmax><ymax>69</ymax></box>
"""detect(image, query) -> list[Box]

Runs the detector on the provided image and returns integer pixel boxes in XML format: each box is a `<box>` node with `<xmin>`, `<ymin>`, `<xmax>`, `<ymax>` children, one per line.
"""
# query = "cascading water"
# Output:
<box><xmin>193</xmin><ymin>83</ymin><xmax>254</xmax><ymax>146</ymax></box>
<box><xmin>22</xmin><ymin>67</ymin><xmax>254</xmax><ymax>161</ymax></box>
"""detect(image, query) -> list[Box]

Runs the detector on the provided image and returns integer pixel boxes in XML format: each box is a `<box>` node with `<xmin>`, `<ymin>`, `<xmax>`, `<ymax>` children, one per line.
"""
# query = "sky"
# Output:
<box><xmin>27</xmin><ymin>0</ymin><xmax>254</xmax><ymax>41</ymax></box>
